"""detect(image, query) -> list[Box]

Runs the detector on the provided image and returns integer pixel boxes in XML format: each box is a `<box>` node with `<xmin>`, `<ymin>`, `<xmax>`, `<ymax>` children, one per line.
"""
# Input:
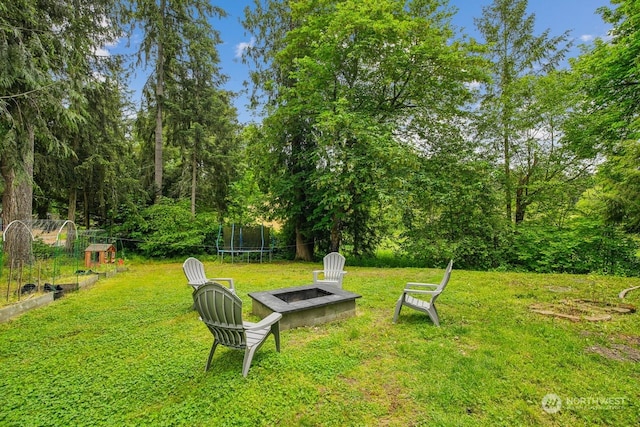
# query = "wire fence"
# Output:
<box><xmin>1</xmin><ymin>220</ymin><xmax>123</xmax><ymax>305</ymax></box>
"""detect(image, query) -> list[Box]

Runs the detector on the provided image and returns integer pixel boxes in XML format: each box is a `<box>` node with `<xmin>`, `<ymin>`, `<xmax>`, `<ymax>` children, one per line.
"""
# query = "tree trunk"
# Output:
<box><xmin>1</xmin><ymin>125</ymin><xmax>35</xmax><ymax>265</ymax></box>
<box><xmin>330</xmin><ymin>214</ymin><xmax>341</xmax><ymax>253</ymax></box>
<box><xmin>515</xmin><ymin>187</ymin><xmax>526</xmax><ymax>224</ymax></box>
<box><xmin>68</xmin><ymin>187</ymin><xmax>77</xmax><ymax>223</ymax></box>
<box><xmin>515</xmin><ymin>174</ymin><xmax>530</xmax><ymax>224</ymax></box>
<box><xmin>66</xmin><ymin>188</ymin><xmax>77</xmax><ymax>251</ymax></box>
<box><xmin>295</xmin><ymin>225</ymin><xmax>313</xmax><ymax>261</ymax></box>
<box><xmin>503</xmin><ymin>131</ymin><xmax>512</xmax><ymax>223</ymax></box>
<box><xmin>190</xmin><ymin>150</ymin><xmax>197</xmax><ymax>217</ymax></box>
<box><xmin>154</xmin><ymin>3</ymin><xmax>166</xmax><ymax>203</ymax></box>
<box><xmin>83</xmin><ymin>189</ymin><xmax>90</xmax><ymax>228</ymax></box>
<box><xmin>154</xmin><ymin>62</ymin><xmax>164</xmax><ymax>202</ymax></box>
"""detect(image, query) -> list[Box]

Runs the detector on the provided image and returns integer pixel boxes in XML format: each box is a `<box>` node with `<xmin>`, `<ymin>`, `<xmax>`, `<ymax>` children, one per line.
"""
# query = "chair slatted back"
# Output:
<box><xmin>183</xmin><ymin>257</ymin><xmax>207</xmax><ymax>286</ymax></box>
<box><xmin>432</xmin><ymin>259</ymin><xmax>454</xmax><ymax>303</ymax></box>
<box><xmin>193</xmin><ymin>283</ymin><xmax>246</xmax><ymax>349</ymax></box>
<box><xmin>324</xmin><ymin>252</ymin><xmax>345</xmax><ymax>281</ymax></box>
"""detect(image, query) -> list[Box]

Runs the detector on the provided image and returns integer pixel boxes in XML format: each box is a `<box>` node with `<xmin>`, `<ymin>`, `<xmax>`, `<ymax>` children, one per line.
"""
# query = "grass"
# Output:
<box><xmin>1</xmin><ymin>260</ymin><xmax>639</xmax><ymax>426</ymax></box>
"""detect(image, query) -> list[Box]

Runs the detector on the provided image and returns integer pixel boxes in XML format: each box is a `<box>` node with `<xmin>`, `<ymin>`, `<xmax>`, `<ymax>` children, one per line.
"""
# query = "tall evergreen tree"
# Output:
<box><xmin>126</xmin><ymin>0</ymin><xmax>226</xmax><ymax>203</ymax></box>
<box><xmin>162</xmin><ymin>21</ymin><xmax>238</xmax><ymax>217</ymax></box>
<box><xmin>34</xmin><ymin>67</ymin><xmax>138</xmax><ymax>230</ymax></box>
<box><xmin>0</xmin><ymin>0</ymin><xmax>120</xmax><ymax>262</ymax></box>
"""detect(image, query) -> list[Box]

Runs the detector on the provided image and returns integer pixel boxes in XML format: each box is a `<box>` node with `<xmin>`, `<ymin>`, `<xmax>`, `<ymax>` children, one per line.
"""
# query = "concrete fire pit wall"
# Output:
<box><xmin>249</xmin><ymin>284</ymin><xmax>362</xmax><ymax>331</ymax></box>
<box><xmin>252</xmin><ymin>298</ymin><xmax>357</xmax><ymax>330</ymax></box>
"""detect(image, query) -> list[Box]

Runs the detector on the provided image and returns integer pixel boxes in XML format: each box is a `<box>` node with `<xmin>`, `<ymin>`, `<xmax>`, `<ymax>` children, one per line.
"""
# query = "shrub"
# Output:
<box><xmin>508</xmin><ymin>218</ymin><xmax>640</xmax><ymax>275</ymax></box>
<box><xmin>119</xmin><ymin>199</ymin><xmax>220</xmax><ymax>258</ymax></box>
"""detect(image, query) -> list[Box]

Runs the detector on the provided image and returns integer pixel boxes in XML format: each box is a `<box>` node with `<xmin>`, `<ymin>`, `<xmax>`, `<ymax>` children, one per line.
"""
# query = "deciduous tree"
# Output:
<box><xmin>567</xmin><ymin>0</ymin><xmax>640</xmax><ymax>230</ymax></box>
<box><xmin>475</xmin><ymin>0</ymin><xmax>571</xmax><ymax>223</ymax></box>
<box><xmin>244</xmin><ymin>0</ymin><xmax>485</xmax><ymax>257</ymax></box>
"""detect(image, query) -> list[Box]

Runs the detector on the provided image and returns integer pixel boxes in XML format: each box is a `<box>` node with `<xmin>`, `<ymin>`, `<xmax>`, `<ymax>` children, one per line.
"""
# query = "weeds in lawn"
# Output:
<box><xmin>0</xmin><ymin>261</ymin><xmax>638</xmax><ymax>426</ymax></box>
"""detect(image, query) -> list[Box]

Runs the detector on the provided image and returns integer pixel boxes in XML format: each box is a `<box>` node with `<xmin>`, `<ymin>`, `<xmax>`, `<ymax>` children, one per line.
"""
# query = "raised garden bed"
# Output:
<box><xmin>0</xmin><ymin>267</ymin><xmax>126</xmax><ymax>323</ymax></box>
<box><xmin>0</xmin><ymin>292</ymin><xmax>55</xmax><ymax>323</ymax></box>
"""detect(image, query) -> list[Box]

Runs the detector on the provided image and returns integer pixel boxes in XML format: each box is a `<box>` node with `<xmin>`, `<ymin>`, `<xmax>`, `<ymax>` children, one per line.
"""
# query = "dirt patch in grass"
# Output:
<box><xmin>586</xmin><ymin>344</ymin><xmax>640</xmax><ymax>362</ymax></box>
<box><xmin>581</xmin><ymin>332</ymin><xmax>640</xmax><ymax>362</ymax></box>
<box><xmin>529</xmin><ymin>299</ymin><xmax>636</xmax><ymax>322</ymax></box>
<box><xmin>545</xmin><ymin>285</ymin><xmax>574</xmax><ymax>293</ymax></box>
<box><xmin>618</xmin><ymin>334</ymin><xmax>640</xmax><ymax>346</ymax></box>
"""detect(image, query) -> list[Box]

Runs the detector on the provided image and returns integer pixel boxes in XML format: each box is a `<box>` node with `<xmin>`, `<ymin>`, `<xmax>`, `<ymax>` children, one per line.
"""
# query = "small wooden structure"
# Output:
<box><xmin>84</xmin><ymin>243</ymin><xmax>116</xmax><ymax>268</ymax></box>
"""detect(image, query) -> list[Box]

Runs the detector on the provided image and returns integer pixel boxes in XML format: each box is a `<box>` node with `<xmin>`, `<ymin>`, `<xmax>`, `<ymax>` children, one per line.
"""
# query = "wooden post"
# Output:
<box><xmin>6</xmin><ymin>259</ymin><xmax>13</xmax><ymax>302</ymax></box>
<box><xmin>17</xmin><ymin>260</ymin><xmax>23</xmax><ymax>301</ymax></box>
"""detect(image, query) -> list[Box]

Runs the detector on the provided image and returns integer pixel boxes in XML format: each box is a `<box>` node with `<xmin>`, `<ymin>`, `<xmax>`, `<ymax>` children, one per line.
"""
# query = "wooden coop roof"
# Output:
<box><xmin>85</xmin><ymin>244</ymin><xmax>116</xmax><ymax>252</ymax></box>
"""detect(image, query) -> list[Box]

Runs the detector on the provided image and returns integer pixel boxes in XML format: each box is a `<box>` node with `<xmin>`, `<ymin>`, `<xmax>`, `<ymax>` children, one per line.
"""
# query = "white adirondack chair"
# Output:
<box><xmin>313</xmin><ymin>252</ymin><xmax>347</xmax><ymax>288</ymax></box>
<box><xmin>393</xmin><ymin>260</ymin><xmax>453</xmax><ymax>326</ymax></box>
<box><xmin>193</xmin><ymin>282</ymin><xmax>282</xmax><ymax>377</ymax></box>
<box><xmin>182</xmin><ymin>257</ymin><xmax>235</xmax><ymax>293</ymax></box>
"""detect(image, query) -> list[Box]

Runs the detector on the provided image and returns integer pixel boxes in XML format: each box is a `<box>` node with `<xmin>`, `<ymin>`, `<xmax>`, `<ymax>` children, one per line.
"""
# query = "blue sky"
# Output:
<box><xmin>116</xmin><ymin>0</ymin><xmax>612</xmax><ymax>124</ymax></box>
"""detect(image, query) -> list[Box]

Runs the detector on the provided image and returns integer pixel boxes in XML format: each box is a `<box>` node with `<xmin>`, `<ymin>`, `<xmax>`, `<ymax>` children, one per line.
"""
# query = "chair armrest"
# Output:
<box><xmin>246</xmin><ymin>312</ymin><xmax>282</xmax><ymax>330</ymax></box>
<box><xmin>406</xmin><ymin>282</ymin><xmax>438</xmax><ymax>289</ymax></box>
<box><xmin>314</xmin><ymin>270</ymin><xmax>346</xmax><ymax>276</ymax></box>
<box><xmin>403</xmin><ymin>288</ymin><xmax>439</xmax><ymax>296</ymax></box>
<box><xmin>208</xmin><ymin>277</ymin><xmax>234</xmax><ymax>286</ymax></box>
<box><xmin>202</xmin><ymin>278</ymin><xmax>236</xmax><ymax>294</ymax></box>
<box><xmin>313</xmin><ymin>270</ymin><xmax>324</xmax><ymax>281</ymax></box>
<box><xmin>207</xmin><ymin>278</ymin><xmax>235</xmax><ymax>294</ymax></box>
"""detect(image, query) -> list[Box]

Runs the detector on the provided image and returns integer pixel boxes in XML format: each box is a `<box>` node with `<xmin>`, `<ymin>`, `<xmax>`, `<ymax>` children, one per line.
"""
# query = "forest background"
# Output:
<box><xmin>1</xmin><ymin>0</ymin><xmax>639</xmax><ymax>275</ymax></box>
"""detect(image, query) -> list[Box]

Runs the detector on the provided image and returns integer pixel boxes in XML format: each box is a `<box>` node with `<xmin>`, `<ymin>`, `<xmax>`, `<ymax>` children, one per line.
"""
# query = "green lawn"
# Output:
<box><xmin>1</xmin><ymin>261</ymin><xmax>638</xmax><ymax>426</ymax></box>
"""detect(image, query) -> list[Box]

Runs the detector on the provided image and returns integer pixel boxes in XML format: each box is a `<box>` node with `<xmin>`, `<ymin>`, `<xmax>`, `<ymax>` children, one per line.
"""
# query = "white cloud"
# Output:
<box><xmin>94</xmin><ymin>46</ymin><xmax>111</xmax><ymax>57</ymax></box>
<box><xmin>579</xmin><ymin>34</ymin><xmax>594</xmax><ymax>42</ymax></box>
<box><xmin>235</xmin><ymin>37</ymin><xmax>255</xmax><ymax>58</ymax></box>
<box><xmin>466</xmin><ymin>81</ymin><xmax>481</xmax><ymax>90</ymax></box>
<box><xmin>92</xmin><ymin>70</ymin><xmax>107</xmax><ymax>82</ymax></box>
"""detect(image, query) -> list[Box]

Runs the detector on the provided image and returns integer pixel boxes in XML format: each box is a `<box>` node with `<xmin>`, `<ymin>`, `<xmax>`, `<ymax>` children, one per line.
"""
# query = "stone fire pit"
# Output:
<box><xmin>248</xmin><ymin>284</ymin><xmax>361</xmax><ymax>330</ymax></box>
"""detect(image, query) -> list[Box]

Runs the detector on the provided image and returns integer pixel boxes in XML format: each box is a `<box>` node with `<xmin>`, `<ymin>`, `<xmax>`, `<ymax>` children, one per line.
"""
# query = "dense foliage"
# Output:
<box><xmin>114</xmin><ymin>199</ymin><xmax>220</xmax><ymax>258</ymax></box>
<box><xmin>1</xmin><ymin>0</ymin><xmax>640</xmax><ymax>274</ymax></box>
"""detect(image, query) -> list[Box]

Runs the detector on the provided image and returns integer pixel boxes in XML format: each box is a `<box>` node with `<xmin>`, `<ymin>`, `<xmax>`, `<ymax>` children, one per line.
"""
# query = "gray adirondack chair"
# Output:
<box><xmin>313</xmin><ymin>252</ymin><xmax>347</xmax><ymax>288</ymax></box>
<box><xmin>393</xmin><ymin>260</ymin><xmax>453</xmax><ymax>326</ymax></box>
<box><xmin>192</xmin><ymin>282</ymin><xmax>282</xmax><ymax>377</ymax></box>
<box><xmin>182</xmin><ymin>257</ymin><xmax>235</xmax><ymax>293</ymax></box>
